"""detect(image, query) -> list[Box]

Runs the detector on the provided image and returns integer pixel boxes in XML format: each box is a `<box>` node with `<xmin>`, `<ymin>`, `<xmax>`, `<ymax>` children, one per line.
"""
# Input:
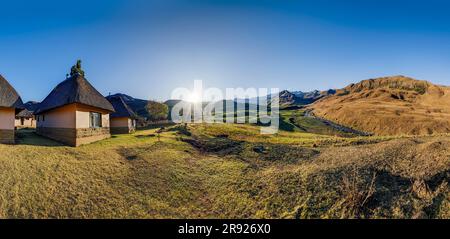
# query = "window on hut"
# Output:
<box><xmin>89</xmin><ymin>112</ymin><xmax>102</xmax><ymax>128</ymax></box>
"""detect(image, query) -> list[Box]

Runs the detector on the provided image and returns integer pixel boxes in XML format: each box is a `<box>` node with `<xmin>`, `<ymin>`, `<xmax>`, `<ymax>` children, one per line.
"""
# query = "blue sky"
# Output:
<box><xmin>1</xmin><ymin>0</ymin><xmax>450</xmax><ymax>102</ymax></box>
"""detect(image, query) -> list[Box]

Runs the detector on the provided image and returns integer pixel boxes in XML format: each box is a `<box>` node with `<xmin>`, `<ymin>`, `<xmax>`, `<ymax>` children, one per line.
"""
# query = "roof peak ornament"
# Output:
<box><xmin>70</xmin><ymin>59</ymin><xmax>85</xmax><ymax>77</ymax></box>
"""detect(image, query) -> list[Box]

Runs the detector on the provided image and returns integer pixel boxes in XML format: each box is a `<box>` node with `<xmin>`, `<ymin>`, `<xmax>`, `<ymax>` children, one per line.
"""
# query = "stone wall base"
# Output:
<box><xmin>111</xmin><ymin>127</ymin><xmax>135</xmax><ymax>134</ymax></box>
<box><xmin>36</xmin><ymin>127</ymin><xmax>110</xmax><ymax>147</ymax></box>
<box><xmin>0</xmin><ymin>129</ymin><xmax>15</xmax><ymax>144</ymax></box>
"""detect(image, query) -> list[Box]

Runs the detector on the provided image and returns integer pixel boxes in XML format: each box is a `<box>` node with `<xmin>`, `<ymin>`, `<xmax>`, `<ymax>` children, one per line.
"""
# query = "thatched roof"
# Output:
<box><xmin>16</xmin><ymin>109</ymin><xmax>33</xmax><ymax>118</ymax></box>
<box><xmin>0</xmin><ymin>74</ymin><xmax>23</xmax><ymax>109</ymax></box>
<box><xmin>22</xmin><ymin>101</ymin><xmax>40</xmax><ymax>112</ymax></box>
<box><xmin>106</xmin><ymin>95</ymin><xmax>138</xmax><ymax>119</ymax></box>
<box><xmin>35</xmin><ymin>73</ymin><xmax>114</xmax><ymax>114</ymax></box>
<box><xmin>16</xmin><ymin>101</ymin><xmax>40</xmax><ymax>118</ymax></box>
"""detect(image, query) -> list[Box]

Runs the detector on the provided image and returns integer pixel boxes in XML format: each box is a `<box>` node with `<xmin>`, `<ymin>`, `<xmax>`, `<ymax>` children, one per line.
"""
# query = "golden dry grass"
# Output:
<box><xmin>311</xmin><ymin>76</ymin><xmax>450</xmax><ymax>136</ymax></box>
<box><xmin>0</xmin><ymin>124</ymin><xmax>448</xmax><ymax>219</ymax></box>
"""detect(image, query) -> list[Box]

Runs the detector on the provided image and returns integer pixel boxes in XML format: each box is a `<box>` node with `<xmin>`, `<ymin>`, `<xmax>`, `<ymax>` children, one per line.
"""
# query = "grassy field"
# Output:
<box><xmin>280</xmin><ymin>109</ymin><xmax>362</xmax><ymax>137</ymax></box>
<box><xmin>0</xmin><ymin>113</ymin><xmax>448</xmax><ymax>219</ymax></box>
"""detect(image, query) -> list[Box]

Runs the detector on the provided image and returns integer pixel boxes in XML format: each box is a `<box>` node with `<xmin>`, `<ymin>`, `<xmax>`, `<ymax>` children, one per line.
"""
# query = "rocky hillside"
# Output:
<box><xmin>274</xmin><ymin>89</ymin><xmax>336</xmax><ymax>107</ymax></box>
<box><xmin>109</xmin><ymin>93</ymin><xmax>156</xmax><ymax>119</ymax></box>
<box><xmin>310</xmin><ymin>76</ymin><xmax>450</xmax><ymax>136</ymax></box>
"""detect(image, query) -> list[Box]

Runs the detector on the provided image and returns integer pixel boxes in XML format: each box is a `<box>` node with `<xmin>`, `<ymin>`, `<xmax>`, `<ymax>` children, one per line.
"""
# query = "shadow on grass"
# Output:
<box><xmin>135</xmin><ymin>134</ymin><xmax>156</xmax><ymax>139</ymax></box>
<box><xmin>137</xmin><ymin>122</ymin><xmax>176</xmax><ymax>130</ymax></box>
<box><xmin>15</xmin><ymin>128</ymin><xmax>64</xmax><ymax>147</ymax></box>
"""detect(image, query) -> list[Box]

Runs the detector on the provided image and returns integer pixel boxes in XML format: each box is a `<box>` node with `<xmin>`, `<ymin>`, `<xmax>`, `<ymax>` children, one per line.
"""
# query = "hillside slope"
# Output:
<box><xmin>274</xmin><ymin>90</ymin><xmax>336</xmax><ymax>108</ymax></box>
<box><xmin>310</xmin><ymin>76</ymin><xmax>450</xmax><ymax>136</ymax></box>
<box><xmin>108</xmin><ymin>93</ymin><xmax>151</xmax><ymax>118</ymax></box>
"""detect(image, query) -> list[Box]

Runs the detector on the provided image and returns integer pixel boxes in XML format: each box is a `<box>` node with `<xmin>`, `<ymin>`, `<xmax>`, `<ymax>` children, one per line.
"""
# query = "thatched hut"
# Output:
<box><xmin>106</xmin><ymin>95</ymin><xmax>138</xmax><ymax>134</ymax></box>
<box><xmin>0</xmin><ymin>75</ymin><xmax>23</xmax><ymax>144</ymax></box>
<box><xmin>15</xmin><ymin>101</ymin><xmax>40</xmax><ymax>128</ymax></box>
<box><xmin>35</xmin><ymin>73</ymin><xmax>114</xmax><ymax>146</ymax></box>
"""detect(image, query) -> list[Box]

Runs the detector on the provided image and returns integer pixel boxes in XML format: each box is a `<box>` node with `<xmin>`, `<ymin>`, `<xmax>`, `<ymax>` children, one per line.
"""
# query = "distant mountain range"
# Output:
<box><xmin>273</xmin><ymin>89</ymin><xmax>336</xmax><ymax>107</ymax></box>
<box><xmin>163</xmin><ymin>89</ymin><xmax>337</xmax><ymax>111</ymax></box>
<box><xmin>28</xmin><ymin>76</ymin><xmax>450</xmax><ymax>137</ymax></box>
<box><xmin>164</xmin><ymin>99</ymin><xmax>252</xmax><ymax>112</ymax></box>
<box><xmin>21</xmin><ymin>101</ymin><xmax>41</xmax><ymax>112</ymax></box>
<box><xmin>108</xmin><ymin>93</ymin><xmax>153</xmax><ymax>119</ymax></box>
<box><xmin>165</xmin><ymin>89</ymin><xmax>336</xmax><ymax>107</ymax></box>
